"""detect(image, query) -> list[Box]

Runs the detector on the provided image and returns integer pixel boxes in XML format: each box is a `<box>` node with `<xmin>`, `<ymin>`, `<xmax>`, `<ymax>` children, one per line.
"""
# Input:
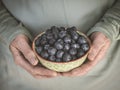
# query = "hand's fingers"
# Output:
<box><xmin>62</xmin><ymin>61</ymin><xmax>93</xmax><ymax>77</ymax></box>
<box><xmin>34</xmin><ymin>74</ymin><xmax>57</xmax><ymax>79</ymax></box>
<box><xmin>10</xmin><ymin>46</ymin><xmax>57</xmax><ymax>78</ymax></box>
<box><xmin>12</xmin><ymin>35</ymin><xmax>38</xmax><ymax>65</ymax></box>
<box><xmin>94</xmin><ymin>39</ymin><xmax>110</xmax><ymax>63</ymax></box>
<box><xmin>62</xmin><ymin>39</ymin><xmax>110</xmax><ymax>77</ymax></box>
<box><xmin>88</xmin><ymin>40</ymin><xmax>105</xmax><ymax>61</ymax></box>
<box><xmin>10</xmin><ymin>45</ymin><xmax>33</xmax><ymax>72</ymax></box>
<box><xmin>32</xmin><ymin>66</ymin><xmax>57</xmax><ymax>76</ymax></box>
<box><xmin>88</xmin><ymin>32</ymin><xmax>108</xmax><ymax>61</ymax></box>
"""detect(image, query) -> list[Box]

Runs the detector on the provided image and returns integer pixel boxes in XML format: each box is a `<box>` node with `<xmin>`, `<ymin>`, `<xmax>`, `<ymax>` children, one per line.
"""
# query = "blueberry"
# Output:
<box><xmin>46</xmin><ymin>33</ymin><xmax>54</xmax><ymax>39</ymax></box>
<box><xmin>44</xmin><ymin>44</ymin><xmax>50</xmax><ymax>50</ymax></box>
<box><xmin>54</xmin><ymin>42</ymin><xmax>63</xmax><ymax>50</ymax></box>
<box><xmin>71</xmin><ymin>31</ymin><xmax>79</xmax><ymax>40</ymax></box>
<box><xmin>51</xmin><ymin>26</ymin><xmax>59</xmax><ymax>32</ymax></box>
<box><xmin>40</xmin><ymin>50</ymin><xmax>49</xmax><ymax>59</ymax></box>
<box><xmin>41</xmin><ymin>34</ymin><xmax>47</xmax><ymax>39</ymax></box>
<box><xmin>81</xmin><ymin>43</ymin><xmax>89</xmax><ymax>52</ymax></box>
<box><xmin>58</xmin><ymin>30</ymin><xmax>67</xmax><ymax>38</ymax></box>
<box><xmin>56</xmin><ymin>58</ymin><xmax>61</xmax><ymax>62</ymax></box>
<box><xmin>63</xmin><ymin>53</ymin><xmax>72</xmax><ymax>62</ymax></box>
<box><xmin>68</xmin><ymin>27</ymin><xmax>79</xmax><ymax>40</ymax></box>
<box><xmin>46</xmin><ymin>29</ymin><xmax>52</xmax><ymax>34</ymax></box>
<box><xmin>40</xmin><ymin>38</ymin><xmax>47</xmax><ymax>45</ymax></box>
<box><xmin>59</xmin><ymin>27</ymin><xmax>65</xmax><ymax>31</ymax></box>
<box><xmin>78</xmin><ymin>36</ymin><xmax>87</xmax><ymax>44</ymax></box>
<box><xmin>36</xmin><ymin>46</ymin><xmax>42</xmax><ymax>54</ymax></box>
<box><xmin>48</xmin><ymin>47</ymin><xmax>57</xmax><ymax>55</ymax></box>
<box><xmin>77</xmin><ymin>49</ymin><xmax>85</xmax><ymax>58</ymax></box>
<box><xmin>57</xmin><ymin>39</ymin><xmax>64</xmax><ymax>45</ymax></box>
<box><xmin>69</xmin><ymin>48</ymin><xmax>77</xmax><ymax>55</ymax></box>
<box><xmin>72</xmin><ymin>55</ymin><xmax>77</xmax><ymax>60</ymax></box>
<box><xmin>56</xmin><ymin>50</ymin><xmax>64</xmax><ymax>58</ymax></box>
<box><xmin>66</xmin><ymin>27</ymin><xmax>71</xmax><ymax>31</ymax></box>
<box><xmin>35</xmin><ymin>39</ymin><xmax>40</xmax><ymax>46</ymax></box>
<box><xmin>48</xmin><ymin>38</ymin><xmax>56</xmax><ymax>45</ymax></box>
<box><xmin>64</xmin><ymin>43</ymin><xmax>70</xmax><ymax>51</ymax></box>
<box><xmin>70</xmin><ymin>26</ymin><xmax>77</xmax><ymax>31</ymax></box>
<box><xmin>49</xmin><ymin>55</ymin><xmax>56</xmax><ymax>61</ymax></box>
<box><xmin>71</xmin><ymin>43</ymin><xmax>80</xmax><ymax>49</ymax></box>
<box><xmin>51</xmin><ymin>26</ymin><xmax>59</xmax><ymax>39</ymax></box>
<box><xmin>64</xmin><ymin>35</ymin><xmax>71</xmax><ymax>43</ymax></box>
<box><xmin>71</xmin><ymin>39</ymin><xmax>76</xmax><ymax>44</ymax></box>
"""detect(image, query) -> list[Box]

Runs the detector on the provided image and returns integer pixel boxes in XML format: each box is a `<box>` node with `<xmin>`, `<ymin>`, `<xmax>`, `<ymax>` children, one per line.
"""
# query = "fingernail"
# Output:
<box><xmin>30</xmin><ymin>57</ymin><xmax>38</xmax><ymax>65</ymax></box>
<box><xmin>88</xmin><ymin>53</ymin><xmax>94</xmax><ymax>61</ymax></box>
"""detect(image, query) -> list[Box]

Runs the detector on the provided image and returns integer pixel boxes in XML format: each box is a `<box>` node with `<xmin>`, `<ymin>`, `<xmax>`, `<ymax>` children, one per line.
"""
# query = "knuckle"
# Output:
<box><xmin>26</xmin><ymin>51</ymin><xmax>34</xmax><ymax>58</ymax></box>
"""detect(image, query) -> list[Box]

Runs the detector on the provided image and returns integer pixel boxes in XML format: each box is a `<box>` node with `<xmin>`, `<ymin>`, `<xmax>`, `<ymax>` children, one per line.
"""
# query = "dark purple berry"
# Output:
<box><xmin>49</xmin><ymin>55</ymin><xmax>56</xmax><ymax>61</ymax></box>
<box><xmin>64</xmin><ymin>35</ymin><xmax>71</xmax><ymax>43</ymax></box>
<box><xmin>58</xmin><ymin>30</ymin><xmax>67</xmax><ymax>38</ymax></box>
<box><xmin>36</xmin><ymin>46</ymin><xmax>42</xmax><ymax>54</ymax></box>
<box><xmin>56</xmin><ymin>50</ymin><xmax>64</xmax><ymax>58</ymax></box>
<box><xmin>46</xmin><ymin>33</ymin><xmax>53</xmax><ymax>39</ymax></box>
<box><xmin>41</xmin><ymin>34</ymin><xmax>47</xmax><ymax>39</ymax></box>
<box><xmin>71</xmin><ymin>31</ymin><xmax>79</xmax><ymax>40</ymax></box>
<box><xmin>35</xmin><ymin>37</ymin><xmax>41</xmax><ymax>46</ymax></box>
<box><xmin>40</xmin><ymin>51</ymin><xmax>49</xmax><ymax>59</ymax></box>
<box><xmin>40</xmin><ymin>38</ymin><xmax>47</xmax><ymax>45</ymax></box>
<box><xmin>51</xmin><ymin>26</ymin><xmax>59</xmax><ymax>39</ymax></box>
<box><xmin>70</xmin><ymin>26</ymin><xmax>77</xmax><ymax>31</ymax></box>
<box><xmin>51</xmin><ymin>26</ymin><xmax>59</xmax><ymax>32</ymax></box>
<box><xmin>69</xmin><ymin>48</ymin><xmax>77</xmax><ymax>55</ymax></box>
<box><xmin>46</xmin><ymin>29</ymin><xmax>52</xmax><ymax>34</ymax></box>
<box><xmin>78</xmin><ymin>36</ymin><xmax>87</xmax><ymax>44</ymax></box>
<box><xmin>57</xmin><ymin>39</ymin><xmax>64</xmax><ymax>45</ymax></box>
<box><xmin>71</xmin><ymin>43</ymin><xmax>80</xmax><ymax>49</ymax></box>
<box><xmin>81</xmin><ymin>43</ymin><xmax>89</xmax><ymax>52</ymax></box>
<box><xmin>77</xmin><ymin>49</ymin><xmax>85</xmax><ymax>57</ymax></box>
<box><xmin>48</xmin><ymin>39</ymin><xmax>56</xmax><ymax>45</ymax></box>
<box><xmin>54</xmin><ymin>42</ymin><xmax>63</xmax><ymax>50</ymax></box>
<box><xmin>59</xmin><ymin>27</ymin><xmax>65</xmax><ymax>31</ymax></box>
<box><xmin>71</xmin><ymin>39</ymin><xmax>76</xmax><ymax>43</ymax></box>
<box><xmin>68</xmin><ymin>27</ymin><xmax>79</xmax><ymax>40</ymax></box>
<box><xmin>64</xmin><ymin>43</ymin><xmax>70</xmax><ymax>51</ymax></box>
<box><xmin>44</xmin><ymin>44</ymin><xmax>50</xmax><ymax>50</ymax></box>
<box><xmin>55</xmin><ymin>58</ymin><xmax>61</xmax><ymax>62</ymax></box>
<box><xmin>48</xmin><ymin>47</ymin><xmax>57</xmax><ymax>55</ymax></box>
<box><xmin>63</xmin><ymin>53</ymin><xmax>72</xmax><ymax>62</ymax></box>
<box><xmin>72</xmin><ymin>55</ymin><xmax>77</xmax><ymax>60</ymax></box>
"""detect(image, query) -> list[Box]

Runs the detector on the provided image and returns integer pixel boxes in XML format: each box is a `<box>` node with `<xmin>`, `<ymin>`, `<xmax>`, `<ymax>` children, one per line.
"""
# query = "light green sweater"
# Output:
<box><xmin>0</xmin><ymin>0</ymin><xmax>120</xmax><ymax>90</ymax></box>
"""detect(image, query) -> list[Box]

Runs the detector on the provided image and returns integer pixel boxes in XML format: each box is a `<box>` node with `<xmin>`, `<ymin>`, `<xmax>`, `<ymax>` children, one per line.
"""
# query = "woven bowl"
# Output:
<box><xmin>32</xmin><ymin>30</ymin><xmax>91</xmax><ymax>72</ymax></box>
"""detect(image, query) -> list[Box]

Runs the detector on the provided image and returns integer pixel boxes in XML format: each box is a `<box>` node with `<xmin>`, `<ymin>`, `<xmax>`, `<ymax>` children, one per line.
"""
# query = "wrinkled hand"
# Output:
<box><xmin>10</xmin><ymin>34</ymin><xmax>58</xmax><ymax>79</ymax></box>
<box><xmin>62</xmin><ymin>32</ymin><xmax>111</xmax><ymax>77</ymax></box>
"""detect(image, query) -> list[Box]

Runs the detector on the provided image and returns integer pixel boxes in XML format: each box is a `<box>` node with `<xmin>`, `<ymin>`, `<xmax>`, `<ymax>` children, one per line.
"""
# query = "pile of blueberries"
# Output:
<box><xmin>35</xmin><ymin>26</ymin><xmax>90</xmax><ymax>62</ymax></box>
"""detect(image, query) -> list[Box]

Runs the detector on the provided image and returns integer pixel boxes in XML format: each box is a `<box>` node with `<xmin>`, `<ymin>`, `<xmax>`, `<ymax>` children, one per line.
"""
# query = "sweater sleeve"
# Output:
<box><xmin>0</xmin><ymin>1</ymin><xmax>33</xmax><ymax>48</ymax></box>
<box><xmin>87</xmin><ymin>0</ymin><xmax>120</xmax><ymax>41</ymax></box>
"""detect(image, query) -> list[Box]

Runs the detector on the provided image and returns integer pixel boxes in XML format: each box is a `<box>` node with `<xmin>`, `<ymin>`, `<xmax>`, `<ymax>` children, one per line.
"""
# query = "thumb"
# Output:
<box><xmin>12</xmin><ymin>34</ymin><xmax>38</xmax><ymax>65</ymax></box>
<box><xmin>88</xmin><ymin>32</ymin><xmax>107</xmax><ymax>61</ymax></box>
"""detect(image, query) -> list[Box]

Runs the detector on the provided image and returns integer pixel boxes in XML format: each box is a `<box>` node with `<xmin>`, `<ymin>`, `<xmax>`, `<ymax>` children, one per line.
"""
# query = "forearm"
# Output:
<box><xmin>87</xmin><ymin>0</ymin><xmax>120</xmax><ymax>41</ymax></box>
<box><xmin>0</xmin><ymin>2</ymin><xmax>32</xmax><ymax>48</ymax></box>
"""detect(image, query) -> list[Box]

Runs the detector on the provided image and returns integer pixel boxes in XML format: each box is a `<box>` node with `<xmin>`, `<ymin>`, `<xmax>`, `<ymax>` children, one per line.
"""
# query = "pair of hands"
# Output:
<box><xmin>10</xmin><ymin>32</ymin><xmax>110</xmax><ymax>79</ymax></box>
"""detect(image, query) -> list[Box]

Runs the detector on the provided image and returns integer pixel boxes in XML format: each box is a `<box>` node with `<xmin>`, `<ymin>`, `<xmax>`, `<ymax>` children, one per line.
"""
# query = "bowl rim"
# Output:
<box><xmin>32</xmin><ymin>30</ymin><xmax>91</xmax><ymax>64</ymax></box>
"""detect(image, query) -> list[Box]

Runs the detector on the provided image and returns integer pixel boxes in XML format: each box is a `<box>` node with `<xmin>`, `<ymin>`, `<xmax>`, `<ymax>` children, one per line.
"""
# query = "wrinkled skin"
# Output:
<box><xmin>10</xmin><ymin>32</ymin><xmax>110</xmax><ymax>78</ymax></box>
<box><xmin>10</xmin><ymin>34</ymin><xmax>58</xmax><ymax>79</ymax></box>
<box><xmin>62</xmin><ymin>32</ymin><xmax>111</xmax><ymax>77</ymax></box>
